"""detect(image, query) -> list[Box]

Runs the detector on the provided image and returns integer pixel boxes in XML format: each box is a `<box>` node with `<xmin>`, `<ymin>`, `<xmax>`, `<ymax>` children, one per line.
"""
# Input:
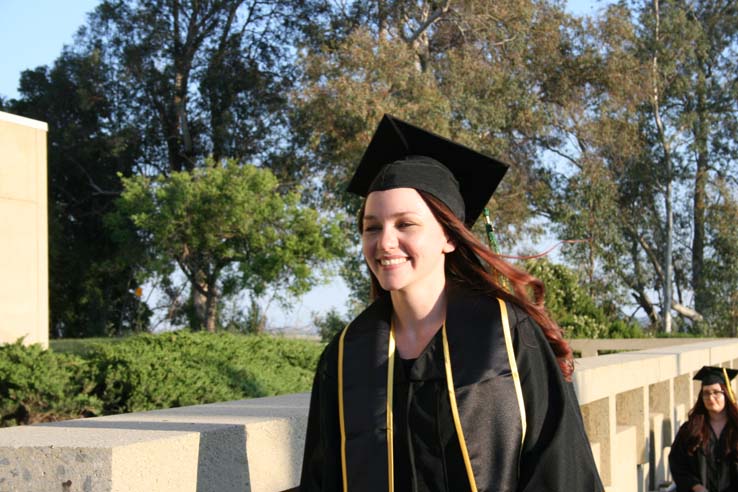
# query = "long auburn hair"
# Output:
<box><xmin>682</xmin><ymin>384</ymin><xmax>738</xmax><ymax>458</ymax></box>
<box><xmin>359</xmin><ymin>190</ymin><xmax>574</xmax><ymax>380</ymax></box>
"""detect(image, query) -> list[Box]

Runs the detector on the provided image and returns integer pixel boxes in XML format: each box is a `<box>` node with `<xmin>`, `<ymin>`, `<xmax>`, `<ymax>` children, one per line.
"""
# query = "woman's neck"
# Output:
<box><xmin>390</xmin><ymin>279</ymin><xmax>447</xmax><ymax>358</ymax></box>
<box><xmin>709</xmin><ymin>410</ymin><xmax>727</xmax><ymax>424</ymax></box>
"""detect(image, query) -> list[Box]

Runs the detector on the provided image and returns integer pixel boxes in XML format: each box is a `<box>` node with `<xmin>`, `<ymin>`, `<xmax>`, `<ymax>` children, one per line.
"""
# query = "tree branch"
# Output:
<box><xmin>401</xmin><ymin>0</ymin><xmax>451</xmax><ymax>44</ymax></box>
<box><xmin>672</xmin><ymin>302</ymin><xmax>703</xmax><ymax>321</ymax></box>
<box><xmin>71</xmin><ymin>158</ymin><xmax>120</xmax><ymax>196</ymax></box>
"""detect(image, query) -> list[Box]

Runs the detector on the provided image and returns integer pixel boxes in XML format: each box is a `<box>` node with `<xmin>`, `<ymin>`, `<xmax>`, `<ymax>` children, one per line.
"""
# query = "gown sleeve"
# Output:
<box><xmin>300</xmin><ymin>340</ymin><xmax>342</xmax><ymax>492</ymax></box>
<box><xmin>669</xmin><ymin>424</ymin><xmax>703</xmax><ymax>492</ymax></box>
<box><xmin>511</xmin><ymin>308</ymin><xmax>605</xmax><ymax>492</ymax></box>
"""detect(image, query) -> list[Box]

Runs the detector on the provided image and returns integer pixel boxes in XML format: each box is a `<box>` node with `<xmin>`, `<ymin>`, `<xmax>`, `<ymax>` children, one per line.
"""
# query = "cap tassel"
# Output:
<box><xmin>483</xmin><ymin>208</ymin><xmax>510</xmax><ymax>293</ymax></box>
<box><xmin>483</xmin><ymin>208</ymin><xmax>501</xmax><ymax>253</ymax></box>
<box><xmin>723</xmin><ymin>367</ymin><xmax>736</xmax><ymax>404</ymax></box>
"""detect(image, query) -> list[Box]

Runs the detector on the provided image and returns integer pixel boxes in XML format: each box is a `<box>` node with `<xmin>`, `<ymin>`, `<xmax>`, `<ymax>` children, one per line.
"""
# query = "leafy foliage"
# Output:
<box><xmin>313</xmin><ymin>308</ymin><xmax>350</xmax><ymax>342</ymax></box>
<box><xmin>700</xmin><ymin>180</ymin><xmax>738</xmax><ymax>336</ymax></box>
<box><xmin>1</xmin><ymin>333</ymin><xmax>323</xmax><ymax>427</ymax></box>
<box><xmin>108</xmin><ymin>160</ymin><xmax>347</xmax><ymax>331</ymax></box>
<box><xmin>5</xmin><ymin>0</ymin><xmax>327</xmax><ymax>336</ymax></box>
<box><xmin>526</xmin><ymin>259</ymin><xmax>643</xmax><ymax>339</ymax></box>
<box><xmin>85</xmin><ymin>0</ymin><xmax>303</xmax><ymax>173</ymax></box>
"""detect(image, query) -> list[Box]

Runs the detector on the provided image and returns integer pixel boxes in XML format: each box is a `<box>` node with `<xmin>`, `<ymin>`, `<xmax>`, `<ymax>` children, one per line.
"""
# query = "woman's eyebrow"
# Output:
<box><xmin>363</xmin><ymin>211</ymin><xmax>422</xmax><ymax>221</ymax></box>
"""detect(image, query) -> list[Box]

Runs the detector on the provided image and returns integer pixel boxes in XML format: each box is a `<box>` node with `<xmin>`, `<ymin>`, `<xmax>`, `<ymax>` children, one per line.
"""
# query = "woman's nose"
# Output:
<box><xmin>378</xmin><ymin>227</ymin><xmax>398</xmax><ymax>250</ymax></box>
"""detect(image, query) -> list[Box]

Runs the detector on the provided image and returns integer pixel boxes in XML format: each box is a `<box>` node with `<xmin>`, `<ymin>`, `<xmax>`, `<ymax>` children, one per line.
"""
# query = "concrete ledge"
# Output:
<box><xmin>569</xmin><ymin>338</ymin><xmax>719</xmax><ymax>358</ymax></box>
<box><xmin>0</xmin><ymin>393</ymin><xmax>309</xmax><ymax>492</ymax></box>
<box><xmin>573</xmin><ymin>339</ymin><xmax>738</xmax><ymax>404</ymax></box>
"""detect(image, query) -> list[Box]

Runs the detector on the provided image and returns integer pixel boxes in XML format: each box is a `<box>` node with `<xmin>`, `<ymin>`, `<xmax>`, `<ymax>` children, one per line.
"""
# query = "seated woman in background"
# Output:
<box><xmin>300</xmin><ymin>114</ymin><xmax>603</xmax><ymax>491</ymax></box>
<box><xmin>669</xmin><ymin>366</ymin><xmax>738</xmax><ymax>492</ymax></box>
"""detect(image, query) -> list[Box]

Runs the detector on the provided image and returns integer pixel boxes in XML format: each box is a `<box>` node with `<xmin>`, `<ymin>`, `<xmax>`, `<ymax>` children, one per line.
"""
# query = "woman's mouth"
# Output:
<box><xmin>379</xmin><ymin>257</ymin><xmax>408</xmax><ymax>266</ymax></box>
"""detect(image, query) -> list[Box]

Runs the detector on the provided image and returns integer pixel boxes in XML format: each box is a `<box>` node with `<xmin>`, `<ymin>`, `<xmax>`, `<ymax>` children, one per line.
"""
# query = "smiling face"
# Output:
<box><xmin>702</xmin><ymin>383</ymin><xmax>727</xmax><ymax>416</ymax></box>
<box><xmin>361</xmin><ymin>188</ymin><xmax>455</xmax><ymax>295</ymax></box>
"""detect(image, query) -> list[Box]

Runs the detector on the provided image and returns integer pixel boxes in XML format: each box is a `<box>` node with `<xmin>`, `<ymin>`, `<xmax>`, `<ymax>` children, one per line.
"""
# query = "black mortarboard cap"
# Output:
<box><xmin>347</xmin><ymin>114</ymin><xmax>509</xmax><ymax>226</ymax></box>
<box><xmin>693</xmin><ymin>366</ymin><xmax>738</xmax><ymax>386</ymax></box>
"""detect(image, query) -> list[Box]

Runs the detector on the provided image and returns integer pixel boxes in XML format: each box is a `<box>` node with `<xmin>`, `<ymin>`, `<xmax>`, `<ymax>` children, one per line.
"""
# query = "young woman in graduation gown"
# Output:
<box><xmin>669</xmin><ymin>366</ymin><xmax>738</xmax><ymax>492</ymax></box>
<box><xmin>300</xmin><ymin>115</ymin><xmax>604</xmax><ymax>492</ymax></box>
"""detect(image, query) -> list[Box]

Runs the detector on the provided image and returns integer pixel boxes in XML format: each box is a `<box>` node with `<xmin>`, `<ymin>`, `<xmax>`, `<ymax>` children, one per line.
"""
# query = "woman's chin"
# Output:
<box><xmin>379</xmin><ymin>283</ymin><xmax>402</xmax><ymax>292</ymax></box>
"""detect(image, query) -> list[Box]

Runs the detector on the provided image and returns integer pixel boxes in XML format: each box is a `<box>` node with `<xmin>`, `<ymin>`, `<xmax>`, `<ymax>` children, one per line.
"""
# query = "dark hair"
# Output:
<box><xmin>359</xmin><ymin>190</ymin><xmax>574</xmax><ymax>380</ymax></box>
<box><xmin>683</xmin><ymin>384</ymin><xmax>738</xmax><ymax>458</ymax></box>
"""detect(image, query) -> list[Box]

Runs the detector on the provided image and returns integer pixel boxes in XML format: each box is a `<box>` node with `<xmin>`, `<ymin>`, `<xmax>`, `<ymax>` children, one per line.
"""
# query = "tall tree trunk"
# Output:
<box><xmin>403</xmin><ymin>0</ymin><xmax>450</xmax><ymax>73</ymax></box>
<box><xmin>629</xmin><ymin>239</ymin><xmax>661</xmax><ymax>328</ymax></box>
<box><xmin>664</xmin><ymin>168</ymin><xmax>673</xmax><ymax>334</ymax></box>
<box><xmin>692</xmin><ymin>71</ymin><xmax>708</xmax><ymax>315</ymax></box>
<box><xmin>377</xmin><ymin>0</ymin><xmax>387</xmax><ymax>40</ymax></box>
<box><xmin>587</xmin><ymin>195</ymin><xmax>596</xmax><ymax>292</ymax></box>
<box><xmin>651</xmin><ymin>0</ymin><xmax>672</xmax><ymax>333</ymax></box>
<box><xmin>192</xmin><ymin>270</ymin><xmax>209</xmax><ymax>331</ymax></box>
<box><xmin>205</xmin><ymin>290</ymin><xmax>219</xmax><ymax>333</ymax></box>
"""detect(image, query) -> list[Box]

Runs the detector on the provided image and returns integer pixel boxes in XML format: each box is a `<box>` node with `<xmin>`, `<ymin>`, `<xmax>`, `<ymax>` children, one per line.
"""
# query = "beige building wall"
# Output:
<box><xmin>0</xmin><ymin>111</ymin><xmax>48</xmax><ymax>348</ymax></box>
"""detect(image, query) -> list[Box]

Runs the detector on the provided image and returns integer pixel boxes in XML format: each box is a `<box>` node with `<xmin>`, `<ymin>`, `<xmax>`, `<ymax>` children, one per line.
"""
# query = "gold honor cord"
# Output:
<box><xmin>338</xmin><ymin>325</ymin><xmax>349</xmax><ymax>492</ymax></box>
<box><xmin>441</xmin><ymin>321</ymin><xmax>479</xmax><ymax>492</ymax></box>
<box><xmin>387</xmin><ymin>324</ymin><xmax>396</xmax><ymax>492</ymax></box>
<box><xmin>723</xmin><ymin>367</ymin><xmax>736</xmax><ymax>404</ymax></box>
<box><xmin>498</xmin><ymin>299</ymin><xmax>527</xmax><ymax>469</ymax></box>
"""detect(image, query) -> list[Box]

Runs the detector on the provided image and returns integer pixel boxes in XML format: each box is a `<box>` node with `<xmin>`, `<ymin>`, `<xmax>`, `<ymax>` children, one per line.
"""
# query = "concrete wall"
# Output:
<box><xmin>1</xmin><ymin>339</ymin><xmax>737</xmax><ymax>491</ymax></box>
<box><xmin>573</xmin><ymin>339</ymin><xmax>738</xmax><ymax>492</ymax></box>
<box><xmin>0</xmin><ymin>111</ymin><xmax>48</xmax><ymax>348</ymax></box>
<box><xmin>0</xmin><ymin>394</ymin><xmax>307</xmax><ymax>492</ymax></box>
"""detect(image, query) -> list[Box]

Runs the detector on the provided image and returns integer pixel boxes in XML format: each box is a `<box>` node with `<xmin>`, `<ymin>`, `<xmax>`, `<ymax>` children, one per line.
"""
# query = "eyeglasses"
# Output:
<box><xmin>702</xmin><ymin>390</ymin><xmax>725</xmax><ymax>399</ymax></box>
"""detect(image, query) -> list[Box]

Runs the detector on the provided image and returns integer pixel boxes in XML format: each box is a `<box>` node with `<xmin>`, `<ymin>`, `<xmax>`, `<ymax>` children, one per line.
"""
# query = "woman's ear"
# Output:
<box><xmin>443</xmin><ymin>237</ymin><xmax>456</xmax><ymax>254</ymax></box>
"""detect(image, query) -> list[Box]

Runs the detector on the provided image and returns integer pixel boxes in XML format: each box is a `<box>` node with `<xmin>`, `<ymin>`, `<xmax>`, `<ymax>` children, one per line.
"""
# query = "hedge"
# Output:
<box><xmin>0</xmin><ymin>332</ymin><xmax>323</xmax><ymax>427</ymax></box>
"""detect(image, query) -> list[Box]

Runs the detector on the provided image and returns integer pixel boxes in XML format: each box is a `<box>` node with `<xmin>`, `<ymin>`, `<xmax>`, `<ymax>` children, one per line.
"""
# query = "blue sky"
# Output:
<box><xmin>0</xmin><ymin>0</ymin><xmax>100</xmax><ymax>100</ymax></box>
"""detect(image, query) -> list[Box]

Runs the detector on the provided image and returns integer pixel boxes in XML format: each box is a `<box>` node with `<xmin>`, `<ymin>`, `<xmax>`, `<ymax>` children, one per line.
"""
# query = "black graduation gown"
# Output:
<box><xmin>669</xmin><ymin>423</ymin><xmax>738</xmax><ymax>492</ymax></box>
<box><xmin>300</xmin><ymin>288</ymin><xmax>604</xmax><ymax>492</ymax></box>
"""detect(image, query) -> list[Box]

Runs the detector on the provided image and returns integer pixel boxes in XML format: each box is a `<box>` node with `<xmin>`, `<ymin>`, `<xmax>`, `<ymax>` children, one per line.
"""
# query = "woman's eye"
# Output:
<box><xmin>397</xmin><ymin>222</ymin><xmax>415</xmax><ymax>228</ymax></box>
<box><xmin>363</xmin><ymin>225</ymin><xmax>380</xmax><ymax>233</ymax></box>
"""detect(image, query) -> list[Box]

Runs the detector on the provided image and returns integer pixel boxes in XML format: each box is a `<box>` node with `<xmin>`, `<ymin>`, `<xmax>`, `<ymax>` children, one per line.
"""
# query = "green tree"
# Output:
<box><xmin>636</xmin><ymin>0</ymin><xmax>738</xmax><ymax>331</ymax></box>
<box><xmin>531</xmin><ymin>0</ymin><xmax>738</xmax><ymax>334</ymax></box>
<box><xmin>701</xmin><ymin>179</ymin><xmax>738</xmax><ymax>336</ymax></box>
<box><xmin>84</xmin><ymin>0</ymin><xmax>307</xmax><ymax>174</ymax></box>
<box><xmin>82</xmin><ymin>0</ymin><xmax>333</xmax><ymax>326</ymax></box>
<box><xmin>109</xmin><ymin>159</ymin><xmax>346</xmax><ymax>332</ymax></box>
<box><xmin>313</xmin><ymin>308</ymin><xmax>349</xmax><ymax>342</ymax></box>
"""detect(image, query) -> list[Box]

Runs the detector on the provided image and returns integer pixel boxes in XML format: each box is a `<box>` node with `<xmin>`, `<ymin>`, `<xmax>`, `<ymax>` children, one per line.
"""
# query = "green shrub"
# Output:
<box><xmin>87</xmin><ymin>331</ymin><xmax>323</xmax><ymax>414</ymax></box>
<box><xmin>0</xmin><ymin>340</ymin><xmax>102</xmax><ymax>426</ymax></box>
<box><xmin>1</xmin><ymin>332</ymin><xmax>324</xmax><ymax>426</ymax></box>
